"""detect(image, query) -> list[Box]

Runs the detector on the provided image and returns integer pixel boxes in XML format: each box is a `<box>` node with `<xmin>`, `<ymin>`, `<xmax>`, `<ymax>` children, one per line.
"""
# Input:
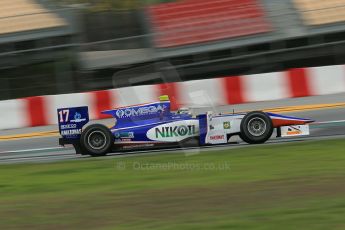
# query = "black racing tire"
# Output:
<box><xmin>80</xmin><ymin>124</ymin><xmax>114</xmax><ymax>157</ymax></box>
<box><xmin>240</xmin><ymin>111</ymin><xmax>273</xmax><ymax>144</ymax></box>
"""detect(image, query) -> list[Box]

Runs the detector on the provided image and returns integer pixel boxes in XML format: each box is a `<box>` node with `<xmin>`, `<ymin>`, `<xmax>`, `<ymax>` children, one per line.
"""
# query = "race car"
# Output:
<box><xmin>58</xmin><ymin>95</ymin><xmax>314</xmax><ymax>156</ymax></box>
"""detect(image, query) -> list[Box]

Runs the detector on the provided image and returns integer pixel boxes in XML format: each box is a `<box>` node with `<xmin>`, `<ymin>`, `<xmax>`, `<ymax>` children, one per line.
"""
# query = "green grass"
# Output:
<box><xmin>1</xmin><ymin>139</ymin><xmax>345</xmax><ymax>229</ymax></box>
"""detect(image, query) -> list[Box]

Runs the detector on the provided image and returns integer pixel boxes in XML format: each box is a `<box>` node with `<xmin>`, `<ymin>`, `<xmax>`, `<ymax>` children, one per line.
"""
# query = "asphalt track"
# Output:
<box><xmin>1</xmin><ymin>100</ymin><xmax>345</xmax><ymax>164</ymax></box>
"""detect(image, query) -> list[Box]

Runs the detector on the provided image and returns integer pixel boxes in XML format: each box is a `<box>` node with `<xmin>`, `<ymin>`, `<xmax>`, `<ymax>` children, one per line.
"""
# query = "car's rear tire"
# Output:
<box><xmin>240</xmin><ymin>111</ymin><xmax>273</xmax><ymax>144</ymax></box>
<box><xmin>80</xmin><ymin>124</ymin><xmax>113</xmax><ymax>156</ymax></box>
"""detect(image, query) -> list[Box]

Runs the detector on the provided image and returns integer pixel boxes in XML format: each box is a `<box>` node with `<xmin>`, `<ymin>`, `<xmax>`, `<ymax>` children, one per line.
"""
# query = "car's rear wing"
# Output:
<box><xmin>57</xmin><ymin>106</ymin><xmax>89</xmax><ymax>139</ymax></box>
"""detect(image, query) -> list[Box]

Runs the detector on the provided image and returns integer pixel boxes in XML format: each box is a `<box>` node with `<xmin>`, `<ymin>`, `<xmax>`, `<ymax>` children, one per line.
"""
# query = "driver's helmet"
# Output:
<box><xmin>177</xmin><ymin>107</ymin><xmax>191</xmax><ymax>115</ymax></box>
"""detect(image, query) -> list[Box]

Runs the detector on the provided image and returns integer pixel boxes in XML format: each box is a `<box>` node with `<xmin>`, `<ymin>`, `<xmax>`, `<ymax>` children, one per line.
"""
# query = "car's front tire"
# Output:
<box><xmin>240</xmin><ymin>111</ymin><xmax>273</xmax><ymax>144</ymax></box>
<box><xmin>80</xmin><ymin>124</ymin><xmax>114</xmax><ymax>156</ymax></box>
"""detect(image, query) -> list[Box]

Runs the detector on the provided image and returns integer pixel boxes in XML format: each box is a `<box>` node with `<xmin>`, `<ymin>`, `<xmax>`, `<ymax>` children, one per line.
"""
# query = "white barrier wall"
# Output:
<box><xmin>308</xmin><ymin>65</ymin><xmax>345</xmax><ymax>95</ymax></box>
<box><xmin>177</xmin><ymin>78</ymin><xmax>227</xmax><ymax>106</ymax></box>
<box><xmin>242</xmin><ymin>71</ymin><xmax>291</xmax><ymax>102</ymax></box>
<box><xmin>0</xmin><ymin>99</ymin><xmax>26</xmax><ymax>130</ymax></box>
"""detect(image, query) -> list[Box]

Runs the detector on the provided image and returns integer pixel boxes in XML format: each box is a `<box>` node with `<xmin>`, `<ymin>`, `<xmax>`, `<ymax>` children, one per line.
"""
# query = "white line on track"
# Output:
<box><xmin>0</xmin><ymin>147</ymin><xmax>63</xmax><ymax>154</ymax></box>
<box><xmin>313</xmin><ymin>120</ymin><xmax>345</xmax><ymax>124</ymax></box>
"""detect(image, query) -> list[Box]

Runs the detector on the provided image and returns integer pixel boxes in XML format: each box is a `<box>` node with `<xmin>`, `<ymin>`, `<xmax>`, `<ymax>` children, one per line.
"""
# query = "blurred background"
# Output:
<box><xmin>1</xmin><ymin>0</ymin><xmax>345</xmax><ymax>100</ymax></box>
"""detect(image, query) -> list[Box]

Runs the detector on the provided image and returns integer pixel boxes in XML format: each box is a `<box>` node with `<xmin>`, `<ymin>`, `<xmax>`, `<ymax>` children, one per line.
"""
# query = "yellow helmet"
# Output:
<box><xmin>159</xmin><ymin>95</ymin><xmax>170</xmax><ymax>101</ymax></box>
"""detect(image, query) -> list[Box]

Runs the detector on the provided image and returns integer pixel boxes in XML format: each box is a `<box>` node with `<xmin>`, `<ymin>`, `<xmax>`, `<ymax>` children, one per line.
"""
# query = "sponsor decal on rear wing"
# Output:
<box><xmin>57</xmin><ymin>106</ymin><xmax>89</xmax><ymax>139</ymax></box>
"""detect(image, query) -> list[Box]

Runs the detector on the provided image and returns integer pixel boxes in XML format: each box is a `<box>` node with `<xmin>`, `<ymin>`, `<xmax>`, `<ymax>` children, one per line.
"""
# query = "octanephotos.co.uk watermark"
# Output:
<box><xmin>115</xmin><ymin>161</ymin><xmax>231</xmax><ymax>171</ymax></box>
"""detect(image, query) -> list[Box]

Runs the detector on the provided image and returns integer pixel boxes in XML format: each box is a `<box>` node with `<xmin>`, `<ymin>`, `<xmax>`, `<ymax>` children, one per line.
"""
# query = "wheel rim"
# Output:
<box><xmin>247</xmin><ymin>117</ymin><xmax>267</xmax><ymax>137</ymax></box>
<box><xmin>87</xmin><ymin>131</ymin><xmax>107</xmax><ymax>150</ymax></box>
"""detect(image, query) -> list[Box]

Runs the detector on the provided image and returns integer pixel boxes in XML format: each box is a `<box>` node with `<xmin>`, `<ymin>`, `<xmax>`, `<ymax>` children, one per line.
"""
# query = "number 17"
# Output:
<box><xmin>59</xmin><ymin>109</ymin><xmax>70</xmax><ymax>122</ymax></box>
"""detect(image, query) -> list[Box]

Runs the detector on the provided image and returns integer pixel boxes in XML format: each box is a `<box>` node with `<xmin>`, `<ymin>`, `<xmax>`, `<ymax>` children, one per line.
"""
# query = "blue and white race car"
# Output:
<box><xmin>58</xmin><ymin>95</ymin><xmax>314</xmax><ymax>156</ymax></box>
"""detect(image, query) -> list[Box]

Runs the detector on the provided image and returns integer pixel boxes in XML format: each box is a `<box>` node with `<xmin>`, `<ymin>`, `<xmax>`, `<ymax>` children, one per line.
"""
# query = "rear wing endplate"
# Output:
<box><xmin>57</xmin><ymin>106</ymin><xmax>89</xmax><ymax>139</ymax></box>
